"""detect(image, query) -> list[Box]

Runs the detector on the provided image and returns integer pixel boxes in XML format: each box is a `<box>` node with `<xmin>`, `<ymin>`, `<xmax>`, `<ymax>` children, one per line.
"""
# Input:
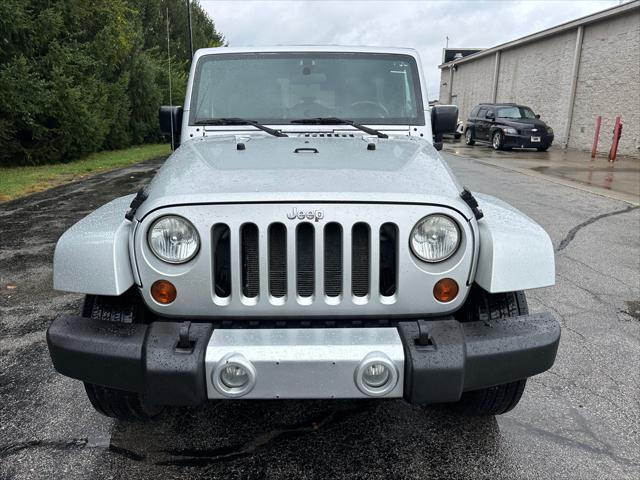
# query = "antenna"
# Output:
<box><xmin>186</xmin><ymin>0</ymin><xmax>194</xmax><ymax>60</ymax></box>
<box><xmin>166</xmin><ymin>7</ymin><xmax>175</xmax><ymax>150</ymax></box>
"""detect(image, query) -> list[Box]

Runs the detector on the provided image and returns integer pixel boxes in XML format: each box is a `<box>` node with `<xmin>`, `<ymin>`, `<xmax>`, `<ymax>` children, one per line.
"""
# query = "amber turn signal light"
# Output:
<box><xmin>151</xmin><ymin>280</ymin><xmax>177</xmax><ymax>304</ymax></box>
<box><xmin>433</xmin><ymin>278</ymin><xmax>459</xmax><ymax>303</ymax></box>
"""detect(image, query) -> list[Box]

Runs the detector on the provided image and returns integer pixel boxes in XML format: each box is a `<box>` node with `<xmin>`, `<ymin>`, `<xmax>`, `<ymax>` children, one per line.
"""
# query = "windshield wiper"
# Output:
<box><xmin>290</xmin><ymin>117</ymin><xmax>388</xmax><ymax>138</ymax></box>
<box><xmin>193</xmin><ymin>118</ymin><xmax>288</xmax><ymax>137</ymax></box>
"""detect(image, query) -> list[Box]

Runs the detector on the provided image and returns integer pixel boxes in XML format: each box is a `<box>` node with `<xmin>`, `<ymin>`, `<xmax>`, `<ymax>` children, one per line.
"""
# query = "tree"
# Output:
<box><xmin>0</xmin><ymin>0</ymin><xmax>224</xmax><ymax>166</ymax></box>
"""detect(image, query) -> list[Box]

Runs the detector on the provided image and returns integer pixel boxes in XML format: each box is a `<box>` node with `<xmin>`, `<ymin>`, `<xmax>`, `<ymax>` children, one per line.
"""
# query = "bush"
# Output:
<box><xmin>0</xmin><ymin>0</ymin><xmax>223</xmax><ymax>166</ymax></box>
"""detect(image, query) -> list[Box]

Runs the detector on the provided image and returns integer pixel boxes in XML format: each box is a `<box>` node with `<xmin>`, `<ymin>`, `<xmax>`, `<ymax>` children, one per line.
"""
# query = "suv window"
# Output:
<box><xmin>477</xmin><ymin>108</ymin><xmax>487</xmax><ymax>119</ymax></box>
<box><xmin>497</xmin><ymin>106</ymin><xmax>536</xmax><ymax>119</ymax></box>
<box><xmin>470</xmin><ymin>106</ymin><xmax>480</xmax><ymax>118</ymax></box>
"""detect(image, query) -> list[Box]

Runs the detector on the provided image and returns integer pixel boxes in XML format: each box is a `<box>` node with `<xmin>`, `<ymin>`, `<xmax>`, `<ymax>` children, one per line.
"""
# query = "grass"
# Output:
<box><xmin>0</xmin><ymin>143</ymin><xmax>170</xmax><ymax>202</ymax></box>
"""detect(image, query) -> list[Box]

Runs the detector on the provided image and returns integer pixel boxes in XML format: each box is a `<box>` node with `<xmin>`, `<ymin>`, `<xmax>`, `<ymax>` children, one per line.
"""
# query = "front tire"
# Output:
<box><xmin>82</xmin><ymin>290</ymin><xmax>162</xmax><ymax>420</ymax></box>
<box><xmin>492</xmin><ymin>130</ymin><xmax>504</xmax><ymax>150</ymax></box>
<box><xmin>444</xmin><ymin>379</ymin><xmax>527</xmax><ymax>416</ymax></box>
<box><xmin>438</xmin><ymin>287</ymin><xmax>530</xmax><ymax>416</ymax></box>
<box><xmin>464</xmin><ymin>128</ymin><xmax>475</xmax><ymax>145</ymax></box>
<box><xmin>85</xmin><ymin>383</ymin><xmax>162</xmax><ymax>421</ymax></box>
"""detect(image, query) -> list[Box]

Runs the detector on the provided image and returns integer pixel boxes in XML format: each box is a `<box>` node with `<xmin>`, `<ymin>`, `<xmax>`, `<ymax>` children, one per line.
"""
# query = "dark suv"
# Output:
<box><xmin>464</xmin><ymin>103</ymin><xmax>554</xmax><ymax>151</ymax></box>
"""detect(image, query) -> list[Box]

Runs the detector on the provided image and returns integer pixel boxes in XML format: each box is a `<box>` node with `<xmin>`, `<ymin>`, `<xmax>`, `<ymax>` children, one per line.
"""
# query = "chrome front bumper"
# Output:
<box><xmin>205</xmin><ymin>328</ymin><xmax>405</xmax><ymax>399</ymax></box>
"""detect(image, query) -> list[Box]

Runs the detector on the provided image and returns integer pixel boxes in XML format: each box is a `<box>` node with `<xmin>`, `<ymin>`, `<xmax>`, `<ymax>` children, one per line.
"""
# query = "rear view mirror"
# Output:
<box><xmin>535</xmin><ymin>114</ymin><xmax>541</xmax><ymax>119</ymax></box>
<box><xmin>486</xmin><ymin>111</ymin><xmax>495</xmax><ymax>120</ymax></box>
<box><xmin>159</xmin><ymin>106</ymin><xmax>183</xmax><ymax>149</ymax></box>
<box><xmin>431</xmin><ymin>104</ymin><xmax>459</xmax><ymax>151</ymax></box>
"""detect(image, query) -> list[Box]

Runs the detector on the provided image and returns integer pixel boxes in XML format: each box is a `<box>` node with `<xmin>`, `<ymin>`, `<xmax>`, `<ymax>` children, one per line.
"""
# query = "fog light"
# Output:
<box><xmin>212</xmin><ymin>353</ymin><xmax>257</xmax><ymax>397</ymax></box>
<box><xmin>220</xmin><ymin>364</ymin><xmax>249</xmax><ymax>388</ymax></box>
<box><xmin>362</xmin><ymin>363</ymin><xmax>391</xmax><ymax>388</ymax></box>
<box><xmin>354</xmin><ymin>352</ymin><xmax>399</xmax><ymax>397</ymax></box>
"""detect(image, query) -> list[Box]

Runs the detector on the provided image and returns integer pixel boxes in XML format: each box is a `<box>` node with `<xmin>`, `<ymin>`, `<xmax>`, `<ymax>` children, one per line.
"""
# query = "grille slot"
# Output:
<box><xmin>268</xmin><ymin>223</ymin><xmax>287</xmax><ymax>298</ymax></box>
<box><xmin>324</xmin><ymin>222</ymin><xmax>343</xmax><ymax>297</ymax></box>
<box><xmin>212</xmin><ymin>224</ymin><xmax>231</xmax><ymax>298</ymax></box>
<box><xmin>352</xmin><ymin>223</ymin><xmax>370</xmax><ymax>297</ymax></box>
<box><xmin>379</xmin><ymin>223</ymin><xmax>398</xmax><ymax>296</ymax></box>
<box><xmin>296</xmin><ymin>223</ymin><xmax>315</xmax><ymax>297</ymax></box>
<box><xmin>241</xmin><ymin>223</ymin><xmax>259</xmax><ymax>298</ymax></box>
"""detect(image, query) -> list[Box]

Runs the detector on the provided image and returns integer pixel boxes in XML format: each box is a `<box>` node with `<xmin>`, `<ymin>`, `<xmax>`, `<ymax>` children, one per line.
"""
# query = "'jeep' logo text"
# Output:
<box><xmin>287</xmin><ymin>208</ymin><xmax>324</xmax><ymax>222</ymax></box>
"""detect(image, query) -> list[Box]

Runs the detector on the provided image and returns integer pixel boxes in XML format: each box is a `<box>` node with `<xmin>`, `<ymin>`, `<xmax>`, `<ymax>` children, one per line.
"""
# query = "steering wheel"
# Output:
<box><xmin>348</xmin><ymin>101</ymin><xmax>390</xmax><ymax>118</ymax></box>
<box><xmin>289</xmin><ymin>98</ymin><xmax>332</xmax><ymax>117</ymax></box>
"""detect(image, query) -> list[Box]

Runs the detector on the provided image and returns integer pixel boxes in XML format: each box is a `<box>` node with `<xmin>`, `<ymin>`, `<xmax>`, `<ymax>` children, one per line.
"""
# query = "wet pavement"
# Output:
<box><xmin>445</xmin><ymin>140</ymin><xmax>640</xmax><ymax>204</ymax></box>
<box><xmin>1</xmin><ymin>153</ymin><xmax>639</xmax><ymax>479</ymax></box>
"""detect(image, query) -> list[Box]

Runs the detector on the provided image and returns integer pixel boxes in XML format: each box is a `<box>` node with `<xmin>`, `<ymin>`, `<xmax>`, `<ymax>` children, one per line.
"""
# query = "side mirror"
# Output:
<box><xmin>535</xmin><ymin>114</ymin><xmax>541</xmax><ymax>119</ymax></box>
<box><xmin>486</xmin><ymin>111</ymin><xmax>495</xmax><ymax>120</ymax></box>
<box><xmin>159</xmin><ymin>106</ymin><xmax>183</xmax><ymax>149</ymax></box>
<box><xmin>431</xmin><ymin>104</ymin><xmax>458</xmax><ymax>151</ymax></box>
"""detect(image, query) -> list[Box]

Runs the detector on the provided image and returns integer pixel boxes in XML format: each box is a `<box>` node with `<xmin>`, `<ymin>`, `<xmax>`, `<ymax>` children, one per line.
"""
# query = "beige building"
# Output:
<box><xmin>439</xmin><ymin>1</ymin><xmax>640</xmax><ymax>158</ymax></box>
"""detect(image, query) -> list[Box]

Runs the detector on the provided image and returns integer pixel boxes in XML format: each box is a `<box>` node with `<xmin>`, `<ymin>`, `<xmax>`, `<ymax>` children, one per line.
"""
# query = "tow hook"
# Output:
<box><xmin>415</xmin><ymin>320</ymin><xmax>435</xmax><ymax>348</ymax></box>
<box><xmin>176</xmin><ymin>321</ymin><xmax>195</xmax><ymax>352</ymax></box>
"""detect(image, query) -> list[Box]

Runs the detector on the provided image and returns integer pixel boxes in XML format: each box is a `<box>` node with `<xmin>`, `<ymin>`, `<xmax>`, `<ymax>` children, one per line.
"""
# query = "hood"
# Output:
<box><xmin>135</xmin><ymin>135</ymin><xmax>470</xmax><ymax>219</ymax></box>
<box><xmin>498</xmin><ymin>117</ymin><xmax>549</xmax><ymax>130</ymax></box>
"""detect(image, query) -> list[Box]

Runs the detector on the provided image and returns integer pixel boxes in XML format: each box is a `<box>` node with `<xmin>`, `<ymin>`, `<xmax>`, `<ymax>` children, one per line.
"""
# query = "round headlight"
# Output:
<box><xmin>410</xmin><ymin>214</ymin><xmax>460</xmax><ymax>262</ymax></box>
<box><xmin>148</xmin><ymin>215</ymin><xmax>200</xmax><ymax>264</ymax></box>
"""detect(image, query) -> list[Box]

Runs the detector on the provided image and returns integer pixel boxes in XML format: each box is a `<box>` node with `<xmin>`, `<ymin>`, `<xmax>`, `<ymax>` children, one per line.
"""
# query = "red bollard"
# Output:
<box><xmin>591</xmin><ymin>116</ymin><xmax>602</xmax><ymax>158</ymax></box>
<box><xmin>608</xmin><ymin>116</ymin><xmax>622</xmax><ymax>162</ymax></box>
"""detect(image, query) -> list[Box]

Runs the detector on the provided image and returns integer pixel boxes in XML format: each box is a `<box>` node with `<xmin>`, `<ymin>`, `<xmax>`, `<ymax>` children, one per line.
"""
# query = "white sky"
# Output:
<box><xmin>199</xmin><ymin>0</ymin><xmax>622</xmax><ymax>101</ymax></box>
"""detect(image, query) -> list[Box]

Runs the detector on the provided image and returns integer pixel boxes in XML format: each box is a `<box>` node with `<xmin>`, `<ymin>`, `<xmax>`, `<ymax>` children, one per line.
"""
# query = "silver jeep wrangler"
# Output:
<box><xmin>47</xmin><ymin>46</ymin><xmax>560</xmax><ymax>420</ymax></box>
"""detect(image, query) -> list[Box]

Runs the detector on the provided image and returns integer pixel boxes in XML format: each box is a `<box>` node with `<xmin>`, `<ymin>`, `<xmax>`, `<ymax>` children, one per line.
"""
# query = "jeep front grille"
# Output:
<box><xmin>212</xmin><ymin>221</ymin><xmax>398</xmax><ymax>304</ymax></box>
<box><xmin>137</xmin><ymin>203</ymin><xmax>474</xmax><ymax>317</ymax></box>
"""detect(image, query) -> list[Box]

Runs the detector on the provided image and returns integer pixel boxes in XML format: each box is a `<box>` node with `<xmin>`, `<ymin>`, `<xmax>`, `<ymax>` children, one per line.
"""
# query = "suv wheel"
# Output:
<box><xmin>464</xmin><ymin>128</ymin><xmax>475</xmax><ymax>145</ymax></box>
<box><xmin>433</xmin><ymin>286</ymin><xmax>530</xmax><ymax>416</ymax></box>
<box><xmin>81</xmin><ymin>290</ymin><xmax>163</xmax><ymax>420</ymax></box>
<box><xmin>492</xmin><ymin>130</ymin><xmax>504</xmax><ymax>150</ymax></box>
<box><xmin>84</xmin><ymin>383</ymin><xmax>162</xmax><ymax>421</ymax></box>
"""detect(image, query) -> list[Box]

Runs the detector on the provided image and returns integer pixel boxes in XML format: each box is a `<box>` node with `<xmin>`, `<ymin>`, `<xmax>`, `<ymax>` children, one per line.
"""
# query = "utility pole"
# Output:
<box><xmin>186</xmin><ymin>0</ymin><xmax>194</xmax><ymax>60</ymax></box>
<box><xmin>166</xmin><ymin>8</ymin><xmax>175</xmax><ymax>150</ymax></box>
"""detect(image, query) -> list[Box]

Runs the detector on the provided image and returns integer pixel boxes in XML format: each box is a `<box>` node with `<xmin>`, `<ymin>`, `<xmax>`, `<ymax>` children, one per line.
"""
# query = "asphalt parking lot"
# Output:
<box><xmin>1</xmin><ymin>149</ymin><xmax>638</xmax><ymax>480</ymax></box>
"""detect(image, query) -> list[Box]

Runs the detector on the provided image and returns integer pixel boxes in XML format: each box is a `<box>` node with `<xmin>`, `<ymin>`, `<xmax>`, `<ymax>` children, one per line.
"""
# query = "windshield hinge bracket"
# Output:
<box><xmin>125</xmin><ymin>189</ymin><xmax>148</xmax><ymax>221</ymax></box>
<box><xmin>460</xmin><ymin>187</ymin><xmax>484</xmax><ymax>220</ymax></box>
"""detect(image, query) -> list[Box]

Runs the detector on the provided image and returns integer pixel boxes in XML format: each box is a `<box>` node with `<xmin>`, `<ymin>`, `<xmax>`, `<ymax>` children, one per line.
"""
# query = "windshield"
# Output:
<box><xmin>190</xmin><ymin>52</ymin><xmax>424</xmax><ymax>125</ymax></box>
<box><xmin>496</xmin><ymin>106</ymin><xmax>536</xmax><ymax>119</ymax></box>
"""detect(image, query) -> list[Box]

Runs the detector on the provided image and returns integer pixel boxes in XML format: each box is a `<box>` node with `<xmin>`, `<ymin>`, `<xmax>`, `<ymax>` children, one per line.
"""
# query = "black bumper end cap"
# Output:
<box><xmin>398</xmin><ymin>312</ymin><xmax>560</xmax><ymax>405</ymax></box>
<box><xmin>47</xmin><ymin>315</ymin><xmax>213</xmax><ymax>406</ymax></box>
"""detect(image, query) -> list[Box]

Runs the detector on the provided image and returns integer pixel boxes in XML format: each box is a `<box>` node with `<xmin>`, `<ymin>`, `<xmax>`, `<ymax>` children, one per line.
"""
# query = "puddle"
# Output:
<box><xmin>623</xmin><ymin>300</ymin><xmax>640</xmax><ymax>321</ymax></box>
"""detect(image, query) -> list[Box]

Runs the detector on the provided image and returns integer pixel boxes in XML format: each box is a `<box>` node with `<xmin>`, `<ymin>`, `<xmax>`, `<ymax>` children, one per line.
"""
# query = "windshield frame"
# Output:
<box><xmin>188</xmin><ymin>52</ymin><xmax>426</xmax><ymax>127</ymax></box>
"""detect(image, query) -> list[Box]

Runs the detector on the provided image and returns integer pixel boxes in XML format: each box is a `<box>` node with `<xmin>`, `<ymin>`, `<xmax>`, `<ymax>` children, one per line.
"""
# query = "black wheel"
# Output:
<box><xmin>492</xmin><ymin>130</ymin><xmax>504</xmax><ymax>150</ymax></box>
<box><xmin>82</xmin><ymin>289</ymin><xmax>162</xmax><ymax>420</ymax></box>
<box><xmin>464</xmin><ymin>128</ymin><xmax>475</xmax><ymax>145</ymax></box>
<box><xmin>85</xmin><ymin>383</ymin><xmax>162</xmax><ymax>420</ymax></box>
<box><xmin>537</xmin><ymin>146</ymin><xmax>549</xmax><ymax>152</ymax></box>
<box><xmin>438</xmin><ymin>286</ymin><xmax>530</xmax><ymax>416</ymax></box>
<box><xmin>455</xmin><ymin>285</ymin><xmax>529</xmax><ymax>323</ymax></box>
<box><xmin>444</xmin><ymin>379</ymin><xmax>527</xmax><ymax>417</ymax></box>
<box><xmin>82</xmin><ymin>288</ymin><xmax>147</xmax><ymax>323</ymax></box>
